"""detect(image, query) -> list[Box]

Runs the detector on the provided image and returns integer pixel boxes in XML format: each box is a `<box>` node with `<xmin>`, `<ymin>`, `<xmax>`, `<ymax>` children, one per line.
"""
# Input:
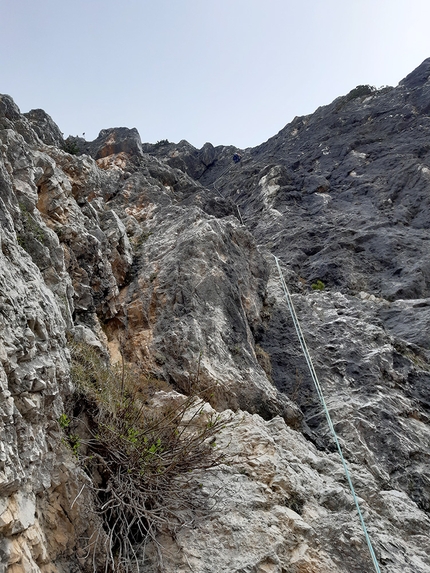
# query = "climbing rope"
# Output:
<box><xmin>273</xmin><ymin>255</ymin><xmax>382</xmax><ymax>573</ymax></box>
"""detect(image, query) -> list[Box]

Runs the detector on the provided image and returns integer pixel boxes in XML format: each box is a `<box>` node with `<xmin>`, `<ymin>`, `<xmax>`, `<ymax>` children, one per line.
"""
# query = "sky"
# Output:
<box><xmin>1</xmin><ymin>0</ymin><xmax>430</xmax><ymax>149</ymax></box>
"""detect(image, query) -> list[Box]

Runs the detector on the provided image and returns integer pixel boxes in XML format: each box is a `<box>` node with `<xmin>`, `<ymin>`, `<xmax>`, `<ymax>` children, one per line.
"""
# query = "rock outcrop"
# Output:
<box><xmin>1</xmin><ymin>58</ymin><xmax>430</xmax><ymax>573</ymax></box>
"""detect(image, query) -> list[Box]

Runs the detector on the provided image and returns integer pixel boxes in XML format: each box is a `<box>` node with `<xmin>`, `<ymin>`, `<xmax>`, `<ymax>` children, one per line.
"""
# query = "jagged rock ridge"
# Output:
<box><xmin>0</xmin><ymin>59</ymin><xmax>429</xmax><ymax>573</ymax></box>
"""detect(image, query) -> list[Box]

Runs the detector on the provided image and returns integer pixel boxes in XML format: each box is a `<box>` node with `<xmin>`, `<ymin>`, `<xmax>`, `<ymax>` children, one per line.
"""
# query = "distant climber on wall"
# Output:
<box><xmin>233</xmin><ymin>152</ymin><xmax>242</xmax><ymax>164</ymax></box>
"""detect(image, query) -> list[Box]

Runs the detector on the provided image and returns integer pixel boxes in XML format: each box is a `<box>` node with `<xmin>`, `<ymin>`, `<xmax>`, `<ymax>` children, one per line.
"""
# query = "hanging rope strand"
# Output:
<box><xmin>273</xmin><ymin>255</ymin><xmax>381</xmax><ymax>573</ymax></box>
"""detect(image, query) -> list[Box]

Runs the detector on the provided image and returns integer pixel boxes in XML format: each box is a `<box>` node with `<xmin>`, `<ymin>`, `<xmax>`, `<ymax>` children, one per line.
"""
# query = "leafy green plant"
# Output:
<box><xmin>58</xmin><ymin>413</ymin><xmax>70</xmax><ymax>429</ymax></box>
<box><xmin>311</xmin><ymin>279</ymin><xmax>325</xmax><ymax>291</ymax></box>
<box><xmin>345</xmin><ymin>84</ymin><xmax>376</xmax><ymax>101</ymax></box>
<box><xmin>58</xmin><ymin>414</ymin><xmax>81</xmax><ymax>456</ymax></box>
<box><xmin>152</xmin><ymin>139</ymin><xmax>169</xmax><ymax>149</ymax></box>
<box><xmin>62</xmin><ymin>138</ymin><xmax>81</xmax><ymax>155</ymax></box>
<box><xmin>69</xmin><ymin>434</ymin><xmax>81</xmax><ymax>457</ymax></box>
<box><xmin>68</xmin><ymin>341</ymin><xmax>230</xmax><ymax>572</ymax></box>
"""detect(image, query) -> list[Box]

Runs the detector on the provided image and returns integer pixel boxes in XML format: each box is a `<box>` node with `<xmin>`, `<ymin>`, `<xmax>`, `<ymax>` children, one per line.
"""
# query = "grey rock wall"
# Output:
<box><xmin>0</xmin><ymin>106</ymin><xmax>101</xmax><ymax>572</ymax></box>
<box><xmin>0</xmin><ymin>59</ymin><xmax>430</xmax><ymax>573</ymax></box>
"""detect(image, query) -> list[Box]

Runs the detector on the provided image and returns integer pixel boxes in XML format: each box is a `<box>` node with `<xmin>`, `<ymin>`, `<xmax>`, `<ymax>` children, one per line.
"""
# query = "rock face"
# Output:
<box><xmin>194</xmin><ymin>70</ymin><xmax>430</xmax><ymax>301</ymax></box>
<box><xmin>0</xmin><ymin>99</ymin><xmax>104</xmax><ymax>573</ymax></box>
<box><xmin>24</xmin><ymin>109</ymin><xmax>64</xmax><ymax>148</ymax></box>
<box><xmin>0</xmin><ymin>59</ymin><xmax>430</xmax><ymax>573</ymax></box>
<box><xmin>149</xmin><ymin>409</ymin><xmax>430</xmax><ymax>573</ymax></box>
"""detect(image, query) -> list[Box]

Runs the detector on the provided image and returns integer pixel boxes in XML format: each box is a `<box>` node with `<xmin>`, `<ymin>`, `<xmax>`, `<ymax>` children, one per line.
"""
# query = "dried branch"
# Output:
<box><xmin>66</xmin><ymin>341</ymin><xmax>232</xmax><ymax>572</ymax></box>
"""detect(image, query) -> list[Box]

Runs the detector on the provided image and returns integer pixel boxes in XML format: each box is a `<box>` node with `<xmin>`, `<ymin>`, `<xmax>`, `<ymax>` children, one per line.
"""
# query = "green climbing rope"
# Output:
<box><xmin>273</xmin><ymin>255</ymin><xmax>381</xmax><ymax>573</ymax></box>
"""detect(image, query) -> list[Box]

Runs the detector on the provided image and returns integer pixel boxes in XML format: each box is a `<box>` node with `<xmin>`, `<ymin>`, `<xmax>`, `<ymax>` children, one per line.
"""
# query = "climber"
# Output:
<box><xmin>232</xmin><ymin>153</ymin><xmax>242</xmax><ymax>164</ymax></box>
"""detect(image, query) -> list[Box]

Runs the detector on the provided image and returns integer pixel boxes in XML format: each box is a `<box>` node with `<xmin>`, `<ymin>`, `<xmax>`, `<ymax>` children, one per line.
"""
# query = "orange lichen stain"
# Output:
<box><xmin>96</xmin><ymin>152</ymin><xmax>129</xmax><ymax>171</ymax></box>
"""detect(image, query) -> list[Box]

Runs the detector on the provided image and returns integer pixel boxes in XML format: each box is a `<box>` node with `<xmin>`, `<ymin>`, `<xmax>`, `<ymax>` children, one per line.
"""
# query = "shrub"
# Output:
<box><xmin>311</xmin><ymin>280</ymin><xmax>325</xmax><ymax>291</ymax></box>
<box><xmin>152</xmin><ymin>139</ymin><xmax>170</xmax><ymax>149</ymax></box>
<box><xmin>345</xmin><ymin>84</ymin><xmax>376</xmax><ymax>101</ymax></box>
<box><xmin>62</xmin><ymin>138</ymin><xmax>81</xmax><ymax>155</ymax></box>
<box><xmin>58</xmin><ymin>413</ymin><xmax>70</xmax><ymax>429</ymax></box>
<box><xmin>66</xmin><ymin>341</ymin><xmax>230</xmax><ymax>571</ymax></box>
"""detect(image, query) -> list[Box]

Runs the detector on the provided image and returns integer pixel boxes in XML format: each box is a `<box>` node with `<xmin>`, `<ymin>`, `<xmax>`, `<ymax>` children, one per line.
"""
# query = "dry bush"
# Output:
<box><xmin>67</xmin><ymin>341</ymin><xmax>231</xmax><ymax>572</ymax></box>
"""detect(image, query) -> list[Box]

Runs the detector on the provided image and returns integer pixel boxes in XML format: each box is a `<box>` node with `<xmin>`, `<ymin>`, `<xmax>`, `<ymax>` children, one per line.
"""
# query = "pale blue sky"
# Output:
<box><xmin>1</xmin><ymin>0</ymin><xmax>430</xmax><ymax>148</ymax></box>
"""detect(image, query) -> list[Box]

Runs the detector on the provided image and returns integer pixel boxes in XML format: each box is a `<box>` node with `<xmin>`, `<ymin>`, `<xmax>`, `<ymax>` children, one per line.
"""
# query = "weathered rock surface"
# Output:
<box><xmin>145</xmin><ymin>406</ymin><xmax>430</xmax><ymax>573</ymax></box>
<box><xmin>142</xmin><ymin>139</ymin><xmax>223</xmax><ymax>181</ymax></box>
<box><xmin>106</xmin><ymin>205</ymin><xmax>300</xmax><ymax>425</ymax></box>
<box><xmin>0</xmin><ymin>104</ymin><xmax>103</xmax><ymax>571</ymax></box>
<box><xmin>176</xmin><ymin>60</ymin><xmax>430</xmax><ymax>303</ymax></box>
<box><xmin>1</xmin><ymin>59</ymin><xmax>430</xmax><ymax>573</ymax></box>
<box><xmin>86</xmin><ymin>127</ymin><xmax>144</xmax><ymax>160</ymax></box>
<box><xmin>24</xmin><ymin>109</ymin><xmax>64</xmax><ymax>148</ymax></box>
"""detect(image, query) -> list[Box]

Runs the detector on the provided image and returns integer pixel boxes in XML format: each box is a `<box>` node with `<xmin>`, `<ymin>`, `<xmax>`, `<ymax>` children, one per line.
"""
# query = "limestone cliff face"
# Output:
<box><xmin>0</xmin><ymin>58</ymin><xmax>430</xmax><ymax>573</ymax></box>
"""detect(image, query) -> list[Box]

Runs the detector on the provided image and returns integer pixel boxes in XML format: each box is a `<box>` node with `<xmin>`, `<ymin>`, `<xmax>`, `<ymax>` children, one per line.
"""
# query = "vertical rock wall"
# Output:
<box><xmin>1</xmin><ymin>60</ymin><xmax>430</xmax><ymax>572</ymax></box>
